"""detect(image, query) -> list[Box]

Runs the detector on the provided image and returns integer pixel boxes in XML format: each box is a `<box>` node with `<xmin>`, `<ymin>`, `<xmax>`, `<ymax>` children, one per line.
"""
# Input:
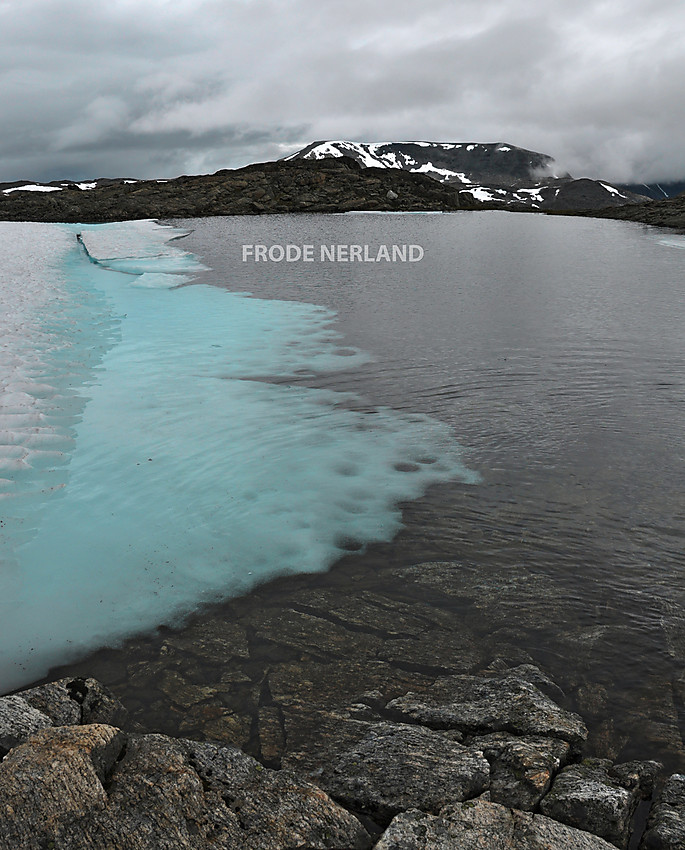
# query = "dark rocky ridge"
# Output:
<box><xmin>616</xmin><ymin>181</ymin><xmax>685</xmax><ymax>201</ymax></box>
<box><xmin>0</xmin><ymin>157</ymin><xmax>473</xmax><ymax>222</ymax></box>
<box><xmin>540</xmin><ymin>178</ymin><xmax>643</xmax><ymax>211</ymax></box>
<box><xmin>0</xmin><ymin>147</ymin><xmax>655</xmax><ymax>222</ymax></box>
<box><xmin>549</xmin><ymin>191</ymin><xmax>685</xmax><ymax>230</ymax></box>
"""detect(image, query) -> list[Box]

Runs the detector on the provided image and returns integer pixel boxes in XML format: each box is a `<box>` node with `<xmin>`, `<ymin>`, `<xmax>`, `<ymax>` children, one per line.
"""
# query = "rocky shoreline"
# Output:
<box><xmin>548</xmin><ymin>193</ymin><xmax>685</xmax><ymax>231</ymax></box>
<box><xmin>2</xmin><ymin>557</ymin><xmax>685</xmax><ymax>848</ymax></box>
<box><xmin>1</xmin><ymin>668</ymin><xmax>683</xmax><ymax>848</ymax></box>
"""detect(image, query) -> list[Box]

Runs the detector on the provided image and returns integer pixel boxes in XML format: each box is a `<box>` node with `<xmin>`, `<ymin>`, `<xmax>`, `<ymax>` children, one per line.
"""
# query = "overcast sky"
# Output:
<box><xmin>1</xmin><ymin>0</ymin><xmax>683</xmax><ymax>183</ymax></box>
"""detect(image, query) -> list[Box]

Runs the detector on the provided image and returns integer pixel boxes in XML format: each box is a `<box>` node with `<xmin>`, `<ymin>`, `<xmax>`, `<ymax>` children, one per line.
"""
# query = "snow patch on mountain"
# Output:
<box><xmin>600</xmin><ymin>183</ymin><xmax>627</xmax><ymax>198</ymax></box>
<box><xmin>3</xmin><ymin>184</ymin><xmax>63</xmax><ymax>194</ymax></box>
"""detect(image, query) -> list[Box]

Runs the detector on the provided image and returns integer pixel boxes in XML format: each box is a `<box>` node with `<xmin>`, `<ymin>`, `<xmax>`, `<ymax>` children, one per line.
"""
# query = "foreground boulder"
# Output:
<box><xmin>0</xmin><ymin>695</ymin><xmax>53</xmax><ymax>756</ymax></box>
<box><xmin>374</xmin><ymin>799</ymin><xmax>618</xmax><ymax>849</ymax></box>
<box><xmin>313</xmin><ymin>719</ymin><xmax>489</xmax><ymax>822</ymax></box>
<box><xmin>640</xmin><ymin>774</ymin><xmax>685</xmax><ymax>849</ymax></box>
<box><xmin>472</xmin><ymin>732</ymin><xmax>571</xmax><ymax>810</ymax></box>
<box><xmin>539</xmin><ymin>758</ymin><xmax>661</xmax><ymax>849</ymax></box>
<box><xmin>0</xmin><ymin>670</ymin><xmax>673</xmax><ymax>848</ymax></box>
<box><xmin>0</xmin><ymin>724</ymin><xmax>371</xmax><ymax>850</ymax></box>
<box><xmin>0</xmin><ymin>725</ymin><xmax>127</xmax><ymax>848</ymax></box>
<box><xmin>0</xmin><ymin>677</ymin><xmax>125</xmax><ymax>757</ymax></box>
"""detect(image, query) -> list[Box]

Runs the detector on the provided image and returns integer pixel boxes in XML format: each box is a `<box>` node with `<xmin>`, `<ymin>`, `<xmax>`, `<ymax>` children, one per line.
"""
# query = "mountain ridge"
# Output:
<box><xmin>2</xmin><ymin>142</ymin><xmax>685</xmax><ymax>228</ymax></box>
<box><xmin>285</xmin><ymin>140</ymin><xmax>650</xmax><ymax>210</ymax></box>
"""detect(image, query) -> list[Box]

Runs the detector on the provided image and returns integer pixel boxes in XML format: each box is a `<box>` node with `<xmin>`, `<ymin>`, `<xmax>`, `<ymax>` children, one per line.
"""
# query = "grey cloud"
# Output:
<box><xmin>0</xmin><ymin>0</ymin><xmax>683</xmax><ymax>183</ymax></box>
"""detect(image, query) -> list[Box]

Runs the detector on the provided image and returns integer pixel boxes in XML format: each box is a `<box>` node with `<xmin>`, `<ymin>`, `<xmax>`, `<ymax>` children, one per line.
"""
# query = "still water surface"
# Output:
<box><xmin>183</xmin><ymin>211</ymin><xmax>685</xmax><ymax>602</ymax></box>
<box><xmin>177</xmin><ymin>211</ymin><xmax>685</xmax><ymax>763</ymax></box>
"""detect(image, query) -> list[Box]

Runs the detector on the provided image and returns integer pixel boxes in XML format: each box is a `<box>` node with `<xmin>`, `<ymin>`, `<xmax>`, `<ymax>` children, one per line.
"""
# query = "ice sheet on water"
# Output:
<box><xmin>0</xmin><ymin>220</ymin><xmax>478</xmax><ymax>691</ymax></box>
<box><xmin>658</xmin><ymin>235</ymin><xmax>685</xmax><ymax>249</ymax></box>
<box><xmin>0</xmin><ymin>223</ymin><xmax>109</xmax><ymax>510</ymax></box>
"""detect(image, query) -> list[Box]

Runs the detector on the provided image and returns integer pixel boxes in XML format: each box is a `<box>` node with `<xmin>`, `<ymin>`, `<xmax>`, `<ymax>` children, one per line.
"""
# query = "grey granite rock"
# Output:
<box><xmin>19</xmin><ymin>679</ymin><xmax>82</xmax><ymax>726</ymax></box>
<box><xmin>386</xmin><ymin>669</ymin><xmax>587</xmax><ymax>748</ymax></box>
<box><xmin>0</xmin><ymin>695</ymin><xmax>52</xmax><ymax>755</ymax></box>
<box><xmin>373</xmin><ymin>800</ymin><xmax>618</xmax><ymax>849</ymax></box>
<box><xmin>0</xmin><ymin>671</ymin><xmax>672</xmax><ymax>850</ymax></box>
<box><xmin>506</xmin><ymin>664</ymin><xmax>566</xmax><ymax>705</ymax></box>
<box><xmin>317</xmin><ymin>721</ymin><xmax>490</xmax><ymax>821</ymax></box>
<box><xmin>640</xmin><ymin>773</ymin><xmax>685</xmax><ymax>849</ymax></box>
<box><xmin>184</xmin><ymin>739</ymin><xmax>372</xmax><ymax>848</ymax></box>
<box><xmin>609</xmin><ymin>760</ymin><xmax>662</xmax><ymax>799</ymax></box>
<box><xmin>0</xmin><ymin>724</ymin><xmax>128</xmax><ymax>849</ymax></box>
<box><xmin>0</xmin><ymin>678</ymin><xmax>128</xmax><ymax>760</ymax></box>
<box><xmin>69</xmin><ymin>677</ymin><xmax>129</xmax><ymax>727</ymax></box>
<box><xmin>539</xmin><ymin>758</ymin><xmax>656</xmax><ymax>848</ymax></box>
<box><xmin>471</xmin><ymin>732</ymin><xmax>570</xmax><ymax>810</ymax></box>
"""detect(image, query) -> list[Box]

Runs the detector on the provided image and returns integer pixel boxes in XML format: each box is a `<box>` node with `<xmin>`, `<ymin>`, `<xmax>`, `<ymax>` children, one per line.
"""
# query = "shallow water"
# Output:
<box><xmin>0</xmin><ymin>219</ymin><xmax>476</xmax><ymax>691</ymax></box>
<box><xmin>3</xmin><ymin>210</ymin><xmax>685</xmax><ymax>767</ymax></box>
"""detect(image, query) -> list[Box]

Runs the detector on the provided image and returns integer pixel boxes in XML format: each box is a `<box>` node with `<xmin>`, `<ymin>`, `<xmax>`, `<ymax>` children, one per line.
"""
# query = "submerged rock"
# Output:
<box><xmin>159</xmin><ymin>618</ymin><xmax>249</xmax><ymax>665</ymax></box>
<box><xmin>251</xmin><ymin>606</ymin><xmax>384</xmax><ymax>659</ymax></box>
<box><xmin>386</xmin><ymin>667</ymin><xmax>588</xmax><ymax>748</ymax></box>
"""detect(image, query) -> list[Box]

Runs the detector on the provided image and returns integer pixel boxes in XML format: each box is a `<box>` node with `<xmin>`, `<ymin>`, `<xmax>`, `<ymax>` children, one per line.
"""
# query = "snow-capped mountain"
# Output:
<box><xmin>285</xmin><ymin>140</ymin><xmax>648</xmax><ymax>209</ymax></box>
<box><xmin>286</xmin><ymin>140</ymin><xmax>556</xmax><ymax>185</ymax></box>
